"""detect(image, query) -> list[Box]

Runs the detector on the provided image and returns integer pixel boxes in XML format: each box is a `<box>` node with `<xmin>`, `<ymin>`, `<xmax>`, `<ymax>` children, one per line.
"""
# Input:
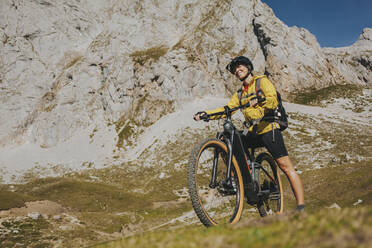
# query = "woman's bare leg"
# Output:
<box><xmin>276</xmin><ymin>156</ymin><xmax>305</xmax><ymax>205</ymax></box>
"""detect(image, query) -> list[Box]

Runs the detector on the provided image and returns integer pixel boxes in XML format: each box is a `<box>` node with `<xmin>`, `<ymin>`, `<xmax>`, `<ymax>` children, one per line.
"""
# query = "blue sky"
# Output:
<box><xmin>261</xmin><ymin>0</ymin><xmax>372</xmax><ymax>47</ymax></box>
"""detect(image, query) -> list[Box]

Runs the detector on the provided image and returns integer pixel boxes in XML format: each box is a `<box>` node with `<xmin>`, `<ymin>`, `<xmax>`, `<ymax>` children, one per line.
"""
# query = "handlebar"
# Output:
<box><xmin>199</xmin><ymin>102</ymin><xmax>250</xmax><ymax>122</ymax></box>
<box><xmin>201</xmin><ymin>97</ymin><xmax>266</xmax><ymax>122</ymax></box>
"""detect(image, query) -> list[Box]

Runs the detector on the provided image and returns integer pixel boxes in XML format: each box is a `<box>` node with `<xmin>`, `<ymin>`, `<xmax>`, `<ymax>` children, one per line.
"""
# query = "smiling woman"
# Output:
<box><xmin>261</xmin><ymin>0</ymin><xmax>372</xmax><ymax>47</ymax></box>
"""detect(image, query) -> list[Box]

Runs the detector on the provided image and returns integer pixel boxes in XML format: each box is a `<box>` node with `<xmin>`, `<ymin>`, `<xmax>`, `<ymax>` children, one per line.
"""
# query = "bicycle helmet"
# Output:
<box><xmin>226</xmin><ymin>56</ymin><xmax>254</xmax><ymax>74</ymax></box>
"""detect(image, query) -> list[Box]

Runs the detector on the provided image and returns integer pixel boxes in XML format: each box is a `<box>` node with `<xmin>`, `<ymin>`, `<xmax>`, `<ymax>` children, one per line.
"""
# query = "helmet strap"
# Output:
<box><xmin>239</xmin><ymin>74</ymin><xmax>248</xmax><ymax>82</ymax></box>
<box><xmin>238</xmin><ymin>68</ymin><xmax>252</xmax><ymax>82</ymax></box>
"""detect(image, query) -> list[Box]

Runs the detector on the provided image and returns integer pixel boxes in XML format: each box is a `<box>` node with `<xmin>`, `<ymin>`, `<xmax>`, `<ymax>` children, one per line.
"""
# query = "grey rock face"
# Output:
<box><xmin>0</xmin><ymin>0</ymin><xmax>370</xmax><ymax>180</ymax></box>
<box><xmin>323</xmin><ymin>28</ymin><xmax>372</xmax><ymax>86</ymax></box>
<box><xmin>251</xmin><ymin>1</ymin><xmax>359</xmax><ymax>96</ymax></box>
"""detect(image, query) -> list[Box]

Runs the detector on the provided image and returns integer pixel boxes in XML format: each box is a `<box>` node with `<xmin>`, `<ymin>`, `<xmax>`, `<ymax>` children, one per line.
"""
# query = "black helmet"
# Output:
<box><xmin>226</xmin><ymin>56</ymin><xmax>254</xmax><ymax>74</ymax></box>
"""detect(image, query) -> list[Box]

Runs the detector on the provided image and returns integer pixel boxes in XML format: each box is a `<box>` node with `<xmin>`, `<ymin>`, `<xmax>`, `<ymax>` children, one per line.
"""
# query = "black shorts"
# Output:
<box><xmin>242</xmin><ymin>129</ymin><xmax>288</xmax><ymax>160</ymax></box>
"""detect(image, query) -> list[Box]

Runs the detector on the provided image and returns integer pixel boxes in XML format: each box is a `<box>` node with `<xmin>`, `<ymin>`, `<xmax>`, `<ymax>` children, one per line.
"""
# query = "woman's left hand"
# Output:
<box><xmin>249</xmin><ymin>98</ymin><xmax>258</xmax><ymax>107</ymax></box>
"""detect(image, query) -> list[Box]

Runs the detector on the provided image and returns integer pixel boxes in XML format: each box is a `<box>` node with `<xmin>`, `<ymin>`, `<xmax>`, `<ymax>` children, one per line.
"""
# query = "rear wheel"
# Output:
<box><xmin>188</xmin><ymin>138</ymin><xmax>244</xmax><ymax>226</ymax></box>
<box><xmin>255</xmin><ymin>153</ymin><xmax>283</xmax><ymax>216</ymax></box>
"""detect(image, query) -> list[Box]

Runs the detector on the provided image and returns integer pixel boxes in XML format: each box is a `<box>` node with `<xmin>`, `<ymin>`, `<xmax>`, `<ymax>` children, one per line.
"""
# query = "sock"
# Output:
<box><xmin>295</xmin><ymin>204</ymin><xmax>305</xmax><ymax>211</ymax></box>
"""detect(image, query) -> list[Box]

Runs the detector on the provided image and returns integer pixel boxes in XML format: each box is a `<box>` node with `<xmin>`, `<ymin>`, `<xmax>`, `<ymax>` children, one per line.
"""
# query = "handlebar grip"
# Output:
<box><xmin>194</xmin><ymin>111</ymin><xmax>209</xmax><ymax>122</ymax></box>
<box><xmin>200</xmin><ymin>114</ymin><xmax>210</xmax><ymax>122</ymax></box>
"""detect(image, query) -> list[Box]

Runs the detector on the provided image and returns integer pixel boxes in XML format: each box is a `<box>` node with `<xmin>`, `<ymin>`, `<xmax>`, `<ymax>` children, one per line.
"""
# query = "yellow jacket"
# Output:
<box><xmin>205</xmin><ymin>75</ymin><xmax>279</xmax><ymax>135</ymax></box>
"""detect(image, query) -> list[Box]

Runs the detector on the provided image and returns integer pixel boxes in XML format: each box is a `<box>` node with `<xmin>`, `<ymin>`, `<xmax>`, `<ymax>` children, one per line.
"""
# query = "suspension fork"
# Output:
<box><xmin>225</xmin><ymin>129</ymin><xmax>235</xmax><ymax>183</ymax></box>
<box><xmin>209</xmin><ymin>147</ymin><xmax>219</xmax><ymax>188</ymax></box>
<box><xmin>209</xmin><ymin>132</ymin><xmax>234</xmax><ymax>188</ymax></box>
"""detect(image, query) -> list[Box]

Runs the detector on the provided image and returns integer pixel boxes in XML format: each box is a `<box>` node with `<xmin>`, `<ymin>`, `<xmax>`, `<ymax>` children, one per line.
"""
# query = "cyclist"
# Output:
<box><xmin>194</xmin><ymin>56</ymin><xmax>305</xmax><ymax>212</ymax></box>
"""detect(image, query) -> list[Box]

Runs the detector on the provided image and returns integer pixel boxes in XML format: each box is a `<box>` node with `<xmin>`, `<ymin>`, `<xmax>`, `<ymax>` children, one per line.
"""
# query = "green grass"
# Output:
<box><xmin>130</xmin><ymin>46</ymin><xmax>169</xmax><ymax>65</ymax></box>
<box><xmin>15</xmin><ymin>178</ymin><xmax>152</xmax><ymax>212</ymax></box>
<box><xmin>116</xmin><ymin>120</ymin><xmax>136</xmax><ymax>148</ymax></box>
<box><xmin>94</xmin><ymin>206</ymin><xmax>372</xmax><ymax>248</ymax></box>
<box><xmin>290</xmin><ymin>161</ymin><xmax>372</xmax><ymax>211</ymax></box>
<box><xmin>1</xmin><ymin>158</ymin><xmax>371</xmax><ymax>247</ymax></box>
<box><xmin>0</xmin><ymin>217</ymin><xmax>51</xmax><ymax>248</ymax></box>
<box><xmin>0</xmin><ymin>190</ymin><xmax>35</xmax><ymax>210</ymax></box>
<box><xmin>90</xmin><ymin>158</ymin><xmax>371</xmax><ymax>247</ymax></box>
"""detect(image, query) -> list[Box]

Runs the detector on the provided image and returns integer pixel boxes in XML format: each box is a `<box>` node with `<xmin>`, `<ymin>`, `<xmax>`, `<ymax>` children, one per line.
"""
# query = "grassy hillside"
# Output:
<box><xmin>1</xmin><ymin>160</ymin><xmax>370</xmax><ymax>247</ymax></box>
<box><xmin>95</xmin><ymin>206</ymin><xmax>372</xmax><ymax>248</ymax></box>
<box><xmin>92</xmin><ymin>159</ymin><xmax>371</xmax><ymax>248</ymax></box>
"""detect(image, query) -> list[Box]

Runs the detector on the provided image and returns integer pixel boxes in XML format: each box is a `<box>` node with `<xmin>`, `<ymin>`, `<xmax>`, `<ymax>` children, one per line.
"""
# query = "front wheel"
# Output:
<box><xmin>188</xmin><ymin>138</ymin><xmax>244</xmax><ymax>227</ymax></box>
<box><xmin>255</xmin><ymin>153</ymin><xmax>284</xmax><ymax>216</ymax></box>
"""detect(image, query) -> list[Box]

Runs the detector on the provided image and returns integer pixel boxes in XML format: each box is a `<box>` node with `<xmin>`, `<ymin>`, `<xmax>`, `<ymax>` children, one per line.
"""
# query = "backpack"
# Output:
<box><xmin>237</xmin><ymin>78</ymin><xmax>288</xmax><ymax>131</ymax></box>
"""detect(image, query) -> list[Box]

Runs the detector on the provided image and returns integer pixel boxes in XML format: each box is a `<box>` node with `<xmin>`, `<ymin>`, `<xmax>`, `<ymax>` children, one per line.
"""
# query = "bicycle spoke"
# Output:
<box><xmin>255</xmin><ymin>153</ymin><xmax>283</xmax><ymax>216</ymax></box>
<box><xmin>259</xmin><ymin>166</ymin><xmax>276</xmax><ymax>184</ymax></box>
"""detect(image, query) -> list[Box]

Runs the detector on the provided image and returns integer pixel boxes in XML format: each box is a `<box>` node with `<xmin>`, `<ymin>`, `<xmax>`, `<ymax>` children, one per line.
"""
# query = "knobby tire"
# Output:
<box><xmin>255</xmin><ymin>152</ymin><xmax>284</xmax><ymax>216</ymax></box>
<box><xmin>188</xmin><ymin>138</ymin><xmax>245</xmax><ymax>227</ymax></box>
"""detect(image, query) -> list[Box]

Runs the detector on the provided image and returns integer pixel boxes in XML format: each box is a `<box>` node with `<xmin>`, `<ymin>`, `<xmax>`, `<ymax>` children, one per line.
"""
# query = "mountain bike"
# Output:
<box><xmin>188</xmin><ymin>103</ymin><xmax>283</xmax><ymax>227</ymax></box>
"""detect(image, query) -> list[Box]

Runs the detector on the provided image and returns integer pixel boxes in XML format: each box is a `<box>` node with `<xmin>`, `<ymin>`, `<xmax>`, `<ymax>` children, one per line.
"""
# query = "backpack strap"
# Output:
<box><xmin>237</xmin><ymin>88</ymin><xmax>243</xmax><ymax>107</ymax></box>
<box><xmin>254</xmin><ymin>77</ymin><xmax>264</xmax><ymax>99</ymax></box>
<box><xmin>237</xmin><ymin>77</ymin><xmax>266</xmax><ymax>108</ymax></box>
<box><xmin>255</xmin><ymin>78</ymin><xmax>261</xmax><ymax>93</ymax></box>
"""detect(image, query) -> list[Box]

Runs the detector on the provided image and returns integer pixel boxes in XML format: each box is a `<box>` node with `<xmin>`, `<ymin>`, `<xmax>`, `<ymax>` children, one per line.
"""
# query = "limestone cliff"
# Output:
<box><xmin>0</xmin><ymin>0</ymin><xmax>370</xmax><ymax>181</ymax></box>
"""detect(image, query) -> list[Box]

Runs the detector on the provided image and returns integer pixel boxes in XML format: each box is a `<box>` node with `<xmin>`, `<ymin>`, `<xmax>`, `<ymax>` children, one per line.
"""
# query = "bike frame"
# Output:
<box><xmin>206</xmin><ymin>105</ymin><xmax>271</xmax><ymax>204</ymax></box>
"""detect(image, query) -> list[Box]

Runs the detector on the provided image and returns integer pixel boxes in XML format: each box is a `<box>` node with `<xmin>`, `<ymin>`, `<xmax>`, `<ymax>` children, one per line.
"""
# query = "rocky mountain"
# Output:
<box><xmin>1</xmin><ymin>0</ymin><xmax>371</xmax><ymax>182</ymax></box>
<box><xmin>323</xmin><ymin>28</ymin><xmax>372</xmax><ymax>86</ymax></box>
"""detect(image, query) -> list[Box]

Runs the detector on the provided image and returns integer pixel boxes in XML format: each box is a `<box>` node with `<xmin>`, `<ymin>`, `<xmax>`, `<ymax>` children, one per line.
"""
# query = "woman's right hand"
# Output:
<box><xmin>193</xmin><ymin>111</ymin><xmax>207</xmax><ymax>121</ymax></box>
